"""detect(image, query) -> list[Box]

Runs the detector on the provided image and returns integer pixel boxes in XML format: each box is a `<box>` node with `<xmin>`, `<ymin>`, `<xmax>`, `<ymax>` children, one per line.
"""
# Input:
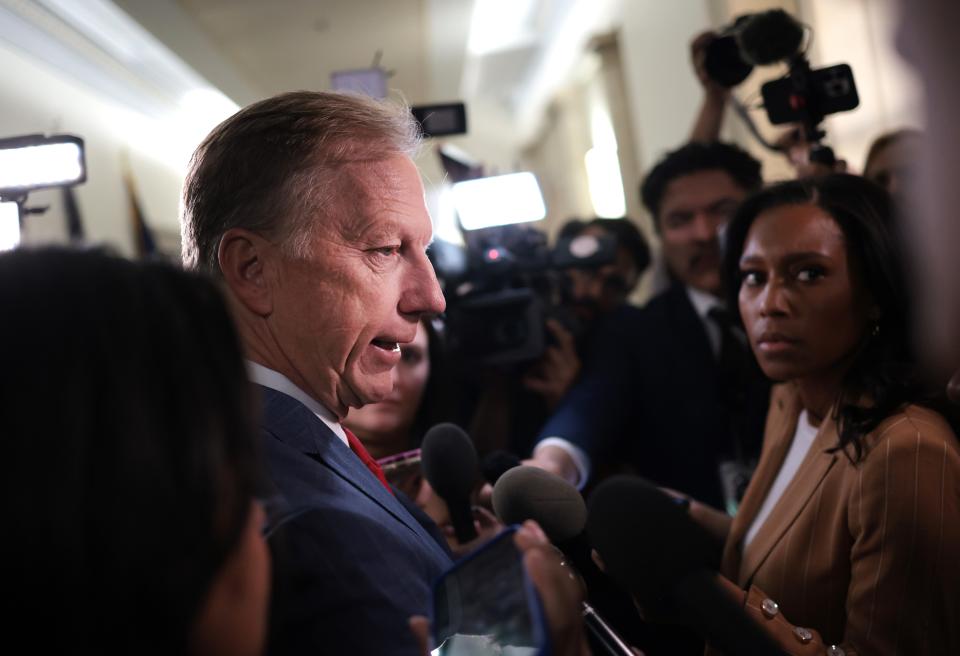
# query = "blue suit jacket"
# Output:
<box><xmin>539</xmin><ymin>284</ymin><xmax>770</xmax><ymax>509</ymax></box>
<box><xmin>258</xmin><ymin>385</ymin><xmax>452</xmax><ymax>656</ymax></box>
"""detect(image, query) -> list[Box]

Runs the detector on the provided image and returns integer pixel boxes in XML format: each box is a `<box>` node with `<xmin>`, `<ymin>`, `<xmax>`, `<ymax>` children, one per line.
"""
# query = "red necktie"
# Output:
<box><xmin>343</xmin><ymin>427</ymin><xmax>394</xmax><ymax>495</ymax></box>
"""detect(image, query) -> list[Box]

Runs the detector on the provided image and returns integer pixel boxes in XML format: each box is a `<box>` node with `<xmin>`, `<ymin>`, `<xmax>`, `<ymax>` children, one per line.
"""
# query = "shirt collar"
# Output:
<box><xmin>246</xmin><ymin>360</ymin><xmax>348</xmax><ymax>447</ymax></box>
<box><xmin>685</xmin><ymin>285</ymin><xmax>724</xmax><ymax>321</ymax></box>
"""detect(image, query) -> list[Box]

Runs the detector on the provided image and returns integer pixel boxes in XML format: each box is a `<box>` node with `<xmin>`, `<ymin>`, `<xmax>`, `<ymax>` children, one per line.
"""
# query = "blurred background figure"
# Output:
<box><xmin>560</xmin><ymin>217</ymin><xmax>650</xmax><ymax>331</ymax></box>
<box><xmin>345</xmin><ymin>318</ymin><xmax>440</xmax><ymax>460</ymax></box>
<box><xmin>0</xmin><ymin>247</ymin><xmax>269</xmax><ymax>656</ymax></box>
<box><xmin>862</xmin><ymin>128</ymin><xmax>923</xmax><ymax>201</ymax></box>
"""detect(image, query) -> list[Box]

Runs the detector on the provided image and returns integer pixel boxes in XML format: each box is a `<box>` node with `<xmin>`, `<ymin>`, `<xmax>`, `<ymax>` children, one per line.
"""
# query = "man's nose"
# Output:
<box><xmin>400</xmin><ymin>254</ymin><xmax>446</xmax><ymax>317</ymax></box>
<box><xmin>691</xmin><ymin>212</ymin><xmax>720</xmax><ymax>242</ymax></box>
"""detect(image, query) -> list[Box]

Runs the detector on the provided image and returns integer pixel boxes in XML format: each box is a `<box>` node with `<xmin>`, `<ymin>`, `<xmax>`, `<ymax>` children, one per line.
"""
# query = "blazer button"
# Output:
<box><xmin>793</xmin><ymin>627</ymin><xmax>813</xmax><ymax>644</ymax></box>
<box><xmin>826</xmin><ymin>646</ymin><xmax>846</xmax><ymax>656</ymax></box>
<box><xmin>760</xmin><ymin>598</ymin><xmax>779</xmax><ymax>619</ymax></box>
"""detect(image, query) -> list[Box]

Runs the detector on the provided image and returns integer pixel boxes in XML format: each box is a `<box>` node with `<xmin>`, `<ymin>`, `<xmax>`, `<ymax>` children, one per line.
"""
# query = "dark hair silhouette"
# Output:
<box><xmin>641</xmin><ymin>141</ymin><xmax>762</xmax><ymax>223</ymax></box>
<box><xmin>0</xmin><ymin>247</ymin><xmax>261</xmax><ymax>653</ymax></box>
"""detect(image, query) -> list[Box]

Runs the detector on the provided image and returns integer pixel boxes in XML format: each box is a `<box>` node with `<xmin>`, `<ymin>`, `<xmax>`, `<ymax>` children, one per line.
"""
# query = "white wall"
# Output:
<box><xmin>618</xmin><ymin>0</ymin><xmax>714</xmax><ymax>172</ymax></box>
<box><xmin>0</xmin><ymin>40</ymin><xmax>187</xmax><ymax>255</ymax></box>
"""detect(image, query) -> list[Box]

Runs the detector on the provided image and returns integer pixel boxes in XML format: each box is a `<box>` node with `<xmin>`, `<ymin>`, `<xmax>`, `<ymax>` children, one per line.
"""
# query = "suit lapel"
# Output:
<box><xmin>257</xmin><ymin>385</ymin><xmax>443</xmax><ymax>552</ymax></box>
<box><xmin>736</xmin><ymin>405</ymin><xmax>839</xmax><ymax>585</ymax></box>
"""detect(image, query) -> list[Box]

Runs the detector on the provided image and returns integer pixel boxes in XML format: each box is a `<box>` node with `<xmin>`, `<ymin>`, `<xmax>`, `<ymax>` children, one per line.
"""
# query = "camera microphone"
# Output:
<box><xmin>738</xmin><ymin>9</ymin><xmax>805</xmax><ymax>66</ymax></box>
<box><xmin>420</xmin><ymin>423</ymin><xmax>479</xmax><ymax>544</ymax></box>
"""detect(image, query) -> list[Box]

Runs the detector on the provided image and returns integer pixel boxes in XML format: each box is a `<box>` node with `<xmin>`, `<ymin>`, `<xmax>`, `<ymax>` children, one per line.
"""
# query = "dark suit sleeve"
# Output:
<box><xmin>537</xmin><ymin>309</ymin><xmax>647</xmax><ymax>459</ymax></box>
<box><xmin>267</xmin><ymin>507</ymin><xmax>429</xmax><ymax>656</ymax></box>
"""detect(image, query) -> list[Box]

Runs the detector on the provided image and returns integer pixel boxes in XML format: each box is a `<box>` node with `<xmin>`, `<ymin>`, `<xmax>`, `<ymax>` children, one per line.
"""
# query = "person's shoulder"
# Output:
<box><xmin>861</xmin><ymin>403</ymin><xmax>960</xmax><ymax>462</ymax></box>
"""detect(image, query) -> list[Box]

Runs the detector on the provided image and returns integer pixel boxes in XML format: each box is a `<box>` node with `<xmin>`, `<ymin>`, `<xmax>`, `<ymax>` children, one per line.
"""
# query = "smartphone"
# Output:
<box><xmin>378</xmin><ymin>449</ymin><xmax>423</xmax><ymax>498</ymax></box>
<box><xmin>761</xmin><ymin>63</ymin><xmax>859</xmax><ymax>125</ymax></box>
<box><xmin>431</xmin><ymin>526</ymin><xmax>550</xmax><ymax>655</ymax></box>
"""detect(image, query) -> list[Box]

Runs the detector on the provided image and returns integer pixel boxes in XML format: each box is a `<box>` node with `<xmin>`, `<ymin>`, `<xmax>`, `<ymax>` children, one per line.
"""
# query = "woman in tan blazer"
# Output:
<box><xmin>684</xmin><ymin>174</ymin><xmax>960</xmax><ymax>655</ymax></box>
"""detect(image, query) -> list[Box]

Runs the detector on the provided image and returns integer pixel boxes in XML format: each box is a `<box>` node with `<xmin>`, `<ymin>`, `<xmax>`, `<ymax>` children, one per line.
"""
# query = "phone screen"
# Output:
<box><xmin>431</xmin><ymin>527</ymin><xmax>547</xmax><ymax>655</ymax></box>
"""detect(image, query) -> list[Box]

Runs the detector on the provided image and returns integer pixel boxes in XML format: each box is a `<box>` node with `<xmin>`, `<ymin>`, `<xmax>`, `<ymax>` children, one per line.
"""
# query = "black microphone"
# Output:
<box><xmin>587</xmin><ymin>476</ymin><xmax>784</xmax><ymax>656</ymax></box>
<box><xmin>420</xmin><ymin>423</ymin><xmax>479</xmax><ymax>544</ymax></box>
<box><xmin>492</xmin><ymin>466</ymin><xmax>635</xmax><ymax>656</ymax></box>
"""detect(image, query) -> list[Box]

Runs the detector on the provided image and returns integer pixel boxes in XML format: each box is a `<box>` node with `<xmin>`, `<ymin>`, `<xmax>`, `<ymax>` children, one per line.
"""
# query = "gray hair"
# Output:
<box><xmin>180</xmin><ymin>90</ymin><xmax>421</xmax><ymax>272</ymax></box>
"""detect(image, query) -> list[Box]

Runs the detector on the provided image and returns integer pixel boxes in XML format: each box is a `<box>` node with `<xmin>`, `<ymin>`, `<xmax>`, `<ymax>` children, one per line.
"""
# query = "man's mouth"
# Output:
<box><xmin>371</xmin><ymin>339</ymin><xmax>401</xmax><ymax>353</ymax></box>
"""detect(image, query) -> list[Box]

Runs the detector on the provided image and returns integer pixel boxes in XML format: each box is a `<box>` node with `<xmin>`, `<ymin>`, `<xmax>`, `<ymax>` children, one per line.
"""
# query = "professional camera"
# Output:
<box><xmin>431</xmin><ymin>172</ymin><xmax>618</xmax><ymax>368</ymax></box>
<box><xmin>704</xmin><ymin>9</ymin><xmax>859</xmax><ymax>164</ymax></box>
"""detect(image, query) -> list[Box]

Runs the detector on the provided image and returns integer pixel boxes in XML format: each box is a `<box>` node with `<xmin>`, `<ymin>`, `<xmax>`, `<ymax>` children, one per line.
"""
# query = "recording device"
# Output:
<box><xmin>412</xmin><ymin>102</ymin><xmax>468</xmax><ymax>138</ymax></box>
<box><xmin>587</xmin><ymin>476</ymin><xmax>784</xmax><ymax>655</ymax></box>
<box><xmin>704</xmin><ymin>9</ymin><xmax>858</xmax><ymax>164</ymax></box>
<box><xmin>492</xmin><ymin>467</ymin><xmax>635</xmax><ymax>656</ymax></box>
<box><xmin>377</xmin><ymin>448</ymin><xmax>423</xmax><ymax>498</ymax></box>
<box><xmin>435</xmin><ymin>224</ymin><xmax>619</xmax><ymax>367</ymax></box>
<box><xmin>431</xmin><ymin>525</ymin><xmax>549</xmax><ymax>655</ymax></box>
<box><xmin>420</xmin><ymin>423</ymin><xmax>480</xmax><ymax>544</ymax></box>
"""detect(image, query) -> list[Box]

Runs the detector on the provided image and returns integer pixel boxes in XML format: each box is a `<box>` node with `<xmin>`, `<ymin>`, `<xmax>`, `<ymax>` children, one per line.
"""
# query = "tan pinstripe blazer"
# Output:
<box><xmin>717</xmin><ymin>384</ymin><xmax>960</xmax><ymax>655</ymax></box>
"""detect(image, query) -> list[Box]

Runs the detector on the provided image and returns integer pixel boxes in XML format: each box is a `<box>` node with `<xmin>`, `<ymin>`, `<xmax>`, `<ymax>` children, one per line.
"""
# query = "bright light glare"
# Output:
<box><xmin>467</xmin><ymin>0</ymin><xmax>537</xmax><ymax>55</ymax></box>
<box><xmin>0</xmin><ymin>142</ymin><xmax>84</xmax><ymax>192</ymax></box>
<box><xmin>452</xmin><ymin>172</ymin><xmax>546</xmax><ymax>231</ymax></box>
<box><xmin>585</xmin><ymin>147</ymin><xmax>626</xmax><ymax>219</ymax></box>
<box><xmin>0</xmin><ymin>202</ymin><xmax>20</xmax><ymax>252</ymax></box>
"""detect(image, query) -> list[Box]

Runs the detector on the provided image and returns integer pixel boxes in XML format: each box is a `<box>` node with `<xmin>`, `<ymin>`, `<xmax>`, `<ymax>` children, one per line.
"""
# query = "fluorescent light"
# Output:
<box><xmin>585</xmin><ymin>147</ymin><xmax>626</xmax><ymax>218</ymax></box>
<box><xmin>452</xmin><ymin>172</ymin><xmax>546</xmax><ymax>231</ymax></box>
<box><xmin>467</xmin><ymin>0</ymin><xmax>538</xmax><ymax>55</ymax></box>
<box><xmin>0</xmin><ymin>201</ymin><xmax>20</xmax><ymax>251</ymax></box>
<box><xmin>0</xmin><ymin>135</ymin><xmax>85</xmax><ymax>195</ymax></box>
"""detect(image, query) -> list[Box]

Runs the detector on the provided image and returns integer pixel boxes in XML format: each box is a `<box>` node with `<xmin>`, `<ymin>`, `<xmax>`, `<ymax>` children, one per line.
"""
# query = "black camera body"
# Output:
<box><xmin>704</xmin><ymin>9</ymin><xmax>859</xmax><ymax>157</ymax></box>
<box><xmin>433</xmin><ymin>225</ymin><xmax>617</xmax><ymax>367</ymax></box>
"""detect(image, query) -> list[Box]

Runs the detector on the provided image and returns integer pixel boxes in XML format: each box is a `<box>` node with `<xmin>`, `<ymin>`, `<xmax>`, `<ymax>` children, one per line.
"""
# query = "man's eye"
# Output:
<box><xmin>373</xmin><ymin>246</ymin><xmax>400</xmax><ymax>257</ymax></box>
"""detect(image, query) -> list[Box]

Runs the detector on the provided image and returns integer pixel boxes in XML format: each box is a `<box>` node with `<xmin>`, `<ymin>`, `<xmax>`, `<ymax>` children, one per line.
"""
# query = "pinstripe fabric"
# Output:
<box><xmin>717</xmin><ymin>384</ymin><xmax>960</xmax><ymax>655</ymax></box>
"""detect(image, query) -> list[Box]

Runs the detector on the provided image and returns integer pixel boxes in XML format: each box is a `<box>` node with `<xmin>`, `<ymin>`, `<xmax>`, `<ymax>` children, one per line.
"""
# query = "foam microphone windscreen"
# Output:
<box><xmin>738</xmin><ymin>8</ymin><xmax>805</xmax><ymax>66</ymax></box>
<box><xmin>420</xmin><ymin>423</ymin><xmax>479</xmax><ymax>501</ymax></box>
<box><xmin>586</xmin><ymin>475</ymin><xmax>714</xmax><ymax>606</ymax></box>
<box><xmin>492</xmin><ymin>466</ymin><xmax>587</xmax><ymax>543</ymax></box>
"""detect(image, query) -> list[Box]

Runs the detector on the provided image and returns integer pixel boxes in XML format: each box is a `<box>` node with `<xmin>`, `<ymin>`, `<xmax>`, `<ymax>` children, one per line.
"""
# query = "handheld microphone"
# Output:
<box><xmin>587</xmin><ymin>476</ymin><xmax>783</xmax><ymax>655</ymax></box>
<box><xmin>492</xmin><ymin>466</ymin><xmax>634</xmax><ymax>656</ymax></box>
<box><xmin>420</xmin><ymin>423</ymin><xmax>479</xmax><ymax>544</ymax></box>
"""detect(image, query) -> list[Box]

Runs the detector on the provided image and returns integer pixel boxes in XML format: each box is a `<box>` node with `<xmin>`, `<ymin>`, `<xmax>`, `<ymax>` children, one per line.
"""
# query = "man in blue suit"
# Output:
<box><xmin>531</xmin><ymin>142</ymin><xmax>771</xmax><ymax>514</ymax></box>
<box><xmin>180</xmin><ymin>91</ymin><xmax>452</xmax><ymax>655</ymax></box>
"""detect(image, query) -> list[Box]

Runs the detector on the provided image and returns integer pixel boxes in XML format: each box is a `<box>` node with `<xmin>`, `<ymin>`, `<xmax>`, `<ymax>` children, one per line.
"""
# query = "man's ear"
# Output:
<box><xmin>218</xmin><ymin>228</ymin><xmax>274</xmax><ymax>317</ymax></box>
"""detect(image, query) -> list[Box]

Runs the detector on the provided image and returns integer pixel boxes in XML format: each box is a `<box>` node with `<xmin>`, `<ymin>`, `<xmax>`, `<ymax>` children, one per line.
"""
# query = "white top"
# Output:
<box><xmin>246</xmin><ymin>360</ymin><xmax>349</xmax><ymax>448</ymax></box>
<box><xmin>743</xmin><ymin>409</ymin><xmax>819</xmax><ymax>547</ymax></box>
<box><xmin>535</xmin><ymin>286</ymin><xmax>724</xmax><ymax>488</ymax></box>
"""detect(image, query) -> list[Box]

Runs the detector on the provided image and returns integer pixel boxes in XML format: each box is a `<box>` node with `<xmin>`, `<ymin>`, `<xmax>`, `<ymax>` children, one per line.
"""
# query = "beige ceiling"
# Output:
<box><xmin>173</xmin><ymin>0</ymin><xmax>460</xmax><ymax>103</ymax></box>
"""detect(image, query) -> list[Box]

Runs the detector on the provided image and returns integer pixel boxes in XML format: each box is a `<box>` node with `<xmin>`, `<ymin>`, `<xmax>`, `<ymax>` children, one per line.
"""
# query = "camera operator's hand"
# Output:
<box><xmin>774</xmin><ymin>127</ymin><xmax>848</xmax><ymax>178</ymax></box>
<box><xmin>523</xmin><ymin>319</ymin><xmax>581</xmax><ymax>411</ymax></box>
<box><xmin>690</xmin><ymin>31</ymin><xmax>729</xmax><ymax>96</ymax></box>
<box><xmin>689</xmin><ymin>31</ymin><xmax>731</xmax><ymax>143</ymax></box>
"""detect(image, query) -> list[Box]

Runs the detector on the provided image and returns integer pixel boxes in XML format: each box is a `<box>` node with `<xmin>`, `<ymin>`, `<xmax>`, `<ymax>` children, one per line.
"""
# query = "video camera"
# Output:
<box><xmin>431</xmin><ymin>172</ymin><xmax>618</xmax><ymax>368</ymax></box>
<box><xmin>704</xmin><ymin>9</ymin><xmax>859</xmax><ymax>165</ymax></box>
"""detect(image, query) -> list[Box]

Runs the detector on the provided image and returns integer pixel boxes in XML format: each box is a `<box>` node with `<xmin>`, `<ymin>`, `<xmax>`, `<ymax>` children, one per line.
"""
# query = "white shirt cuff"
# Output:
<box><xmin>534</xmin><ymin>437</ymin><xmax>591</xmax><ymax>490</ymax></box>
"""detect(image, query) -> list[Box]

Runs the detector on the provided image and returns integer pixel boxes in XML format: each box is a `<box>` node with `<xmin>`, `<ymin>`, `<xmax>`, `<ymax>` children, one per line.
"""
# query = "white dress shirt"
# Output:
<box><xmin>743</xmin><ymin>409</ymin><xmax>818</xmax><ymax>547</ymax></box>
<box><xmin>534</xmin><ymin>286</ymin><xmax>725</xmax><ymax>488</ymax></box>
<box><xmin>246</xmin><ymin>360</ymin><xmax>349</xmax><ymax>447</ymax></box>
